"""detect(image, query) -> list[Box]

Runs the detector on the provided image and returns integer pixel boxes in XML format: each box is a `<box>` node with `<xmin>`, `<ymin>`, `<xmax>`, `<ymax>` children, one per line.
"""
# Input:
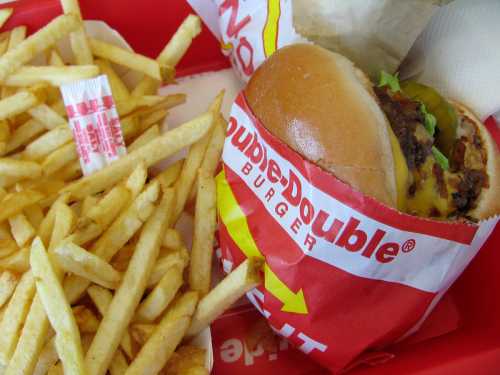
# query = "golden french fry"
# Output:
<box><xmin>163</xmin><ymin>345</ymin><xmax>207</xmax><ymax>375</ymax></box>
<box><xmin>94</xmin><ymin>59</ymin><xmax>132</xmax><ymax>114</ymax></box>
<box><xmin>188</xmin><ymin>114</ymin><xmax>226</xmax><ymax>202</ymax></box>
<box><xmin>42</xmin><ymin>142</ymin><xmax>78</xmax><ymax>176</ymax></box>
<box><xmin>0</xmin><ymin>158</ymin><xmax>41</xmax><ymax>180</ymax></box>
<box><xmin>28</xmin><ymin>103</ymin><xmax>66</xmax><ymax>130</ymax></box>
<box><xmin>84</xmin><ymin>185</ymin><xmax>131</xmax><ymax>229</ymax></box>
<box><xmin>0</xmin><ymin>270</ymin><xmax>19</xmax><ymax>308</ymax></box>
<box><xmin>0</xmin><ymin>14</ymin><xmax>80</xmax><ymax>83</ymax></box>
<box><xmin>3</xmin><ymin>119</ymin><xmax>46</xmax><ymax>155</ymax></box>
<box><xmin>2</xmin><ymin>25</ymin><xmax>27</xmax><ymax>101</ymax></box>
<box><xmin>64</xmin><ymin>181</ymin><xmax>160</xmax><ymax>303</ymax></box>
<box><xmin>153</xmin><ymin>159</ymin><xmax>183</xmax><ymax>189</ymax></box>
<box><xmin>54</xmin><ymin>241</ymin><xmax>122</xmax><ymax>289</ymax></box>
<box><xmin>8</xmin><ymin>212</ymin><xmax>35</xmax><ymax>247</ymax></box>
<box><xmin>30</xmin><ymin>237</ymin><xmax>85</xmax><ymax>375</ymax></box>
<box><xmin>37</xmin><ymin>192</ymin><xmax>70</xmax><ymax>247</ymax></box>
<box><xmin>0</xmin><ymin>237</ymin><xmax>18</xmax><ymax>259</ymax></box>
<box><xmin>0</xmin><ymin>86</ymin><xmax>46</xmax><ymax>120</ymax></box>
<box><xmin>60</xmin><ymin>0</ymin><xmax>93</xmax><ymax>65</ymax></box>
<box><xmin>189</xmin><ymin>170</ymin><xmax>216</xmax><ymax>295</ymax></box>
<box><xmin>187</xmin><ymin>258</ymin><xmax>263</xmax><ymax>337</ymax></box>
<box><xmin>5</xmin><ymin>295</ymin><xmax>51</xmax><ymax>375</ymax></box>
<box><xmin>89</xmin><ymin>37</ymin><xmax>163</xmax><ymax>80</ymax></box>
<box><xmin>81</xmin><ymin>195</ymin><xmax>99</xmax><ymax>216</ymax></box>
<box><xmin>47</xmin><ymin>363</ymin><xmax>63</xmax><ymax>375</ymax></box>
<box><xmin>87</xmin><ymin>284</ymin><xmax>134</xmax><ymax>359</ymax></box>
<box><xmin>32</xmin><ymin>336</ymin><xmax>58</xmax><ymax>375</ymax></box>
<box><xmin>48</xmin><ymin>201</ymin><xmax>75</xmax><ymax>251</ymax></box>
<box><xmin>0</xmin><ymin>190</ymin><xmax>44</xmax><ymax>223</ymax></box>
<box><xmin>128</xmin><ymin>124</ymin><xmax>160</xmax><ymax>152</ymax></box>
<box><xmin>62</xmin><ymin>111</ymin><xmax>212</xmax><ymax>199</ymax></box>
<box><xmin>53</xmin><ymin>159</ymin><xmax>82</xmax><ymax>182</ymax></box>
<box><xmin>24</xmin><ymin>204</ymin><xmax>44</xmax><ymax>231</ymax></box>
<box><xmin>162</xmin><ymin>228</ymin><xmax>184</xmax><ymax>250</ymax></box>
<box><xmin>0</xmin><ymin>271</ymin><xmax>35</xmax><ymax>367</ymax></box>
<box><xmin>110</xmin><ymin>244</ymin><xmax>134</xmax><ymax>272</ymax></box>
<box><xmin>138</xmin><ymin>108</ymin><xmax>167</xmax><ymax>133</ymax></box>
<box><xmin>73</xmin><ymin>305</ymin><xmax>100</xmax><ymax>333</ymax></box>
<box><xmin>49</xmin><ymin>49</ymin><xmax>65</xmax><ymax>66</ymax></box>
<box><xmin>109</xmin><ymin>350</ymin><xmax>129</xmax><ymax>375</ymax></box>
<box><xmin>5</xmin><ymin>65</ymin><xmax>99</xmax><ymax>87</ymax></box>
<box><xmin>158</xmin><ymin>15</ymin><xmax>202</xmax><ymax>67</ymax></box>
<box><xmin>125</xmin><ymin>292</ymin><xmax>199</xmax><ymax>375</ymax></box>
<box><xmin>130</xmin><ymin>323</ymin><xmax>155</xmax><ymax>346</ymax></box>
<box><xmin>134</xmin><ymin>264</ymin><xmax>184</xmax><ymax>323</ymax></box>
<box><xmin>125</xmin><ymin>162</ymin><xmax>147</xmax><ymax>198</ymax></box>
<box><xmin>0</xmin><ymin>8</ymin><xmax>13</xmax><ymax>29</ymax></box>
<box><xmin>172</xmin><ymin>94</ymin><xmax>222</xmax><ymax>222</ymax></box>
<box><xmin>0</xmin><ymin>119</ymin><xmax>9</xmax><ymax>154</ymax></box>
<box><xmin>147</xmin><ymin>247</ymin><xmax>188</xmax><ymax>289</ymax></box>
<box><xmin>0</xmin><ymin>38</ymin><xmax>8</xmax><ymax>57</ymax></box>
<box><xmin>138</xmin><ymin>93</ymin><xmax>186</xmax><ymax>115</ymax></box>
<box><xmin>23</xmin><ymin>123</ymin><xmax>72</xmax><ymax>161</ymax></box>
<box><xmin>85</xmin><ymin>189</ymin><xmax>174</xmax><ymax>375</ymax></box>
<box><xmin>0</xmin><ymin>246</ymin><xmax>30</xmax><ymax>272</ymax></box>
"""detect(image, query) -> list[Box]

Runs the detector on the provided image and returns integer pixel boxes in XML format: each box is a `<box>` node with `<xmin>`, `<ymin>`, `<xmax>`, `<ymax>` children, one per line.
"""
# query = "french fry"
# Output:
<box><xmin>28</xmin><ymin>103</ymin><xmax>66</xmax><ymax>130</ymax></box>
<box><xmin>125</xmin><ymin>292</ymin><xmax>199</xmax><ymax>375</ymax></box>
<box><xmin>37</xmin><ymin>192</ymin><xmax>70</xmax><ymax>246</ymax></box>
<box><xmin>130</xmin><ymin>323</ymin><xmax>155</xmax><ymax>346</ymax></box>
<box><xmin>0</xmin><ymin>246</ymin><xmax>30</xmax><ymax>272</ymax></box>
<box><xmin>0</xmin><ymin>271</ymin><xmax>35</xmax><ymax>367</ymax></box>
<box><xmin>109</xmin><ymin>350</ymin><xmax>129</xmax><ymax>375</ymax></box>
<box><xmin>3</xmin><ymin>119</ymin><xmax>46</xmax><ymax>155</ymax></box>
<box><xmin>0</xmin><ymin>8</ymin><xmax>13</xmax><ymax>29</ymax></box>
<box><xmin>188</xmin><ymin>114</ymin><xmax>226</xmax><ymax>202</ymax></box>
<box><xmin>0</xmin><ymin>119</ymin><xmax>9</xmax><ymax>154</ymax></box>
<box><xmin>47</xmin><ymin>363</ymin><xmax>63</xmax><ymax>375</ymax></box>
<box><xmin>30</xmin><ymin>237</ymin><xmax>85</xmax><ymax>375</ymax></box>
<box><xmin>24</xmin><ymin>203</ymin><xmax>44</xmax><ymax>230</ymax></box>
<box><xmin>73</xmin><ymin>305</ymin><xmax>100</xmax><ymax>333</ymax></box>
<box><xmin>8</xmin><ymin>212</ymin><xmax>35</xmax><ymax>247</ymax></box>
<box><xmin>189</xmin><ymin>170</ymin><xmax>217</xmax><ymax>295</ymax></box>
<box><xmin>153</xmin><ymin>158</ymin><xmax>183</xmax><ymax>189</ymax></box>
<box><xmin>172</xmin><ymin>94</ymin><xmax>222</xmax><ymax>222</ymax></box>
<box><xmin>0</xmin><ymin>270</ymin><xmax>18</xmax><ymax>308</ymax></box>
<box><xmin>125</xmin><ymin>162</ymin><xmax>147</xmax><ymax>198</ymax></box>
<box><xmin>110</xmin><ymin>244</ymin><xmax>134</xmax><ymax>272</ymax></box>
<box><xmin>84</xmin><ymin>185</ymin><xmax>131</xmax><ymax>229</ymax></box>
<box><xmin>0</xmin><ymin>26</ymin><xmax>26</xmax><ymax>99</ymax></box>
<box><xmin>5</xmin><ymin>65</ymin><xmax>99</xmax><ymax>87</ymax></box>
<box><xmin>62</xmin><ymin>111</ymin><xmax>213</xmax><ymax>198</ymax></box>
<box><xmin>187</xmin><ymin>258</ymin><xmax>263</xmax><ymax>337</ymax></box>
<box><xmin>64</xmin><ymin>181</ymin><xmax>159</xmax><ymax>303</ymax></box>
<box><xmin>0</xmin><ymin>85</ymin><xmax>46</xmax><ymax>120</ymax></box>
<box><xmin>0</xmin><ymin>158</ymin><xmax>41</xmax><ymax>180</ymax></box>
<box><xmin>53</xmin><ymin>159</ymin><xmax>82</xmax><ymax>181</ymax></box>
<box><xmin>42</xmin><ymin>142</ymin><xmax>78</xmax><ymax>176</ymax></box>
<box><xmin>87</xmin><ymin>284</ymin><xmax>134</xmax><ymax>359</ymax></box>
<box><xmin>128</xmin><ymin>124</ymin><xmax>160</xmax><ymax>151</ymax></box>
<box><xmin>89</xmin><ymin>37</ymin><xmax>163</xmax><ymax>80</ymax></box>
<box><xmin>23</xmin><ymin>123</ymin><xmax>72</xmax><ymax>161</ymax></box>
<box><xmin>48</xmin><ymin>201</ymin><xmax>75</xmax><ymax>251</ymax></box>
<box><xmin>94</xmin><ymin>59</ymin><xmax>132</xmax><ymax>115</ymax></box>
<box><xmin>0</xmin><ymin>189</ymin><xmax>44</xmax><ymax>223</ymax></box>
<box><xmin>163</xmin><ymin>345</ymin><xmax>207</xmax><ymax>375</ymax></box>
<box><xmin>54</xmin><ymin>241</ymin><xmax>122</xmax><ymax>289</ymax></box>
<box><xmin>60</xmin><ymin>0</ymin><xmax>93</xmax><ymax>65</ymax></box>
<box><xmin>138</xmin><ymin>108</ymin><xmax>168</xmax><ymax>132</ymax></box>
<box><xmin>81</xmin><ymin>195</ymin><xmax>99</xmax><ymax>216</ymax></box>
<box><xmin>134</xmin><ymin>263</ymin><xmax>184</xmax><ymax>323</ymax></box>
<box><xmin>162</xmin><ymin>228</ymin><xmax>184</xmax><ymax>250</ymax></box>
<box><xmin>0</xmin><ymin>14</ymin><xmax>80</xmax><ymax>83</ymax></box>
<box><xmin>5</xmin><ymin>294</ymin><xmax>51</xmax><ymax>375</ymax></box>
<box><xmin>32</xmin><ymin>336</ymin><xmax>58</xmax><ymax>375</ymax></box>
<box><xmin>85</xmin><ymin>189</ymin><xmax>174</xmax><ymax>375</ymax></box>
<box><xmin>147</xmin><ymin>247</ymin><xmax>189</xmax><ymax>288</ymax></box>
<box><xmin>0</xmin><ymin>237</ymin><xmax>18</xmax><ymax>259</ymax></box>
<box><xmin>0</xmin><ymin>38</ymin><xmax>8</xmax><ymax>57</ymax></box>
<box><xmin>49</xmin><ymin>49</ymin><xmax>65</xmax><ymax>66</ymax></box>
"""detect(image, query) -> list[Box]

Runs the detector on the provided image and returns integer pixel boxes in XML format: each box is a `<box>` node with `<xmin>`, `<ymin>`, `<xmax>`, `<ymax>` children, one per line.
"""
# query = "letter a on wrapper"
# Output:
<box><xmin>61</xmin><ymin>75</ymin><xmax>126</xmax><ymax>175</ymax></box>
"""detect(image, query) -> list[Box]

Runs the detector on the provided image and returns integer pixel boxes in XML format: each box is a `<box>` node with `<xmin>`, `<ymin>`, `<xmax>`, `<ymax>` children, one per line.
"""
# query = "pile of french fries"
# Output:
<box><xmin>0</xmin><ymin>1</ymin><xmax>262</xmax><ymax>374</ymax></box>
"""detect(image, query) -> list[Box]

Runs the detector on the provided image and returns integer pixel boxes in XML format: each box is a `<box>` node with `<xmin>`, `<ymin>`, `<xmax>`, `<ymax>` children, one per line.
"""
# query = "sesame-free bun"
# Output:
<box><xmin>245</xmin><ymin>44</ymin><xmax>398</xmax><ymax>208</ymax></box>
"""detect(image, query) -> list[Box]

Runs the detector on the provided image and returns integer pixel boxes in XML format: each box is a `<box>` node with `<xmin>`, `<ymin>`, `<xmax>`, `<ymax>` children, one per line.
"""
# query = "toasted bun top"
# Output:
<box><xmin>245</xmin><ymin>44</ymin><xmax>398</xmax><ymax>208</ymax></box>
<box><xmin>453</xmin><ymin>102</ymin><xmax>500</xmax><ymax>220</ymax></box>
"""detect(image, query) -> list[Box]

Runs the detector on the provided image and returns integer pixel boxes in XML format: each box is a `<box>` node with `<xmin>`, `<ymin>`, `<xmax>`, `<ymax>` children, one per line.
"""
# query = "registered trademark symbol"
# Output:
<box><xmin>402</xmin><ymin>239</ymin><xmax>416</xmax><ymax>253</ymax></box>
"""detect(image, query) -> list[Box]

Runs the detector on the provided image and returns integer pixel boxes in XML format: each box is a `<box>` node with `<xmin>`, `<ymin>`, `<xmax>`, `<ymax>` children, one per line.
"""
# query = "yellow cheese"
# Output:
<box><xmin>388</xmin><ymin>128</ymin><xmax>409</xmax><ymax>211</ymax></box>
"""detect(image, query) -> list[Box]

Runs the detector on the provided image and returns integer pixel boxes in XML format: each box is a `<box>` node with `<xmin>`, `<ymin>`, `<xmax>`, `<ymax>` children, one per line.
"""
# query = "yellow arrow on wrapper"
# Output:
<box><xmin>216</xmin><ymin>170</ymin><xmax>308</xmax><ymax>315</ymax></box>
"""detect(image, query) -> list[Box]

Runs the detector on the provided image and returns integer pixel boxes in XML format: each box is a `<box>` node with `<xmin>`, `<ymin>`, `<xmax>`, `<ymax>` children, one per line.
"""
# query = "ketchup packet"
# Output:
<box><xmin>217</xmin><ymin>92</ymin><xmax>499</xmax><ymax>373</ymax></box>
<box><xmin>60</xmin><ymin>75</ymin><xmax>126</xmax><ymax>175</ymax></box>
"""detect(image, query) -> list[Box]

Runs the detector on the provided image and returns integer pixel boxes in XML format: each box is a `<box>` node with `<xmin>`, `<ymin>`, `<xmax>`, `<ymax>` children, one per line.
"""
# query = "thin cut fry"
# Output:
<box><xmin>28</xmin><ymin>103</ymin><xmax>66</xmax><ymax>130</ymax></box>
<box><xmin>32</xmin><ymin>337</ymin><xmax>58</xmax><ymax>375</ymax></box>
<box><xmin>162</xmin><ymin>228</ymin><xmax>184</xmax><ymax>250</ymax></box>
<box><xmin>187</xmin><ymin>258</ymin><xmax>263</xmax><ymax>337</ymax></box>
<box><xmin>128</xmin><ymin>124</ymin><xmax>160</xmax><ymax>152</ymax></box>
<box><xmin>0</xmin><ymin>271</ymin><xmax>35</xmax><ymax>367</ymax></box>
<box><xmin>153</xmin><ymin>159</ymin><xmax>183</xmax><ymax>189</ymax></box>
<box><xmin>73</xmin><ymin>305</ymin><xmax>100</xmax><ymax>333</ymax></box>
<box><xmin>0</xmin><ymin>86</ymin><xmax>46</xmax><ymax>120</ymax></box>
<box><xmin>37</xmin><ymin>192</ymin><xmax>70</xmax><ymax>247</ymax></box>
<box><xmin>8</xmin><ymin>212</ymin><xmax>35</xmax><ymax>247</ymax></box>
<box><xmin>24</xmin><ymin>204</ymin><xmax>45</xmax><ymax>231</ymax></box>
<box><xmin>0</xmin><ymin>247</ymin><xmax>30</xmax><ymax>272</ymax></box>
<box><xmin>109</xmin><ymin>350</ymin><xmax>129</xmax><ymax>375</ymax></box>
<box><xmin>0</xmin><ymin>190</ymin><xmax>45</xmax><ymax>223</ymax></box>
<box><xmin>48</xmin><ymin>201</ymin><xmax>75</xmax><ymax>251</ymax></box>
<box><xmin>84</xmin><ymin>185</ymin><xmax>131</xmax><ymax>229</ymax></box>
<box><xmin>85</xmin><ymin>189</ymin><xmax>175</xmax><ymax>375</ymax></box>
<box><xmin>125</xmin><ymin>292</ymin><xmax>199</xmax><ymax>375</ymax></box>
<box><xmin>0</xmin><ymin>270</ymin><xmax>19</xmax><ymax>308</ymax></box>
<box><xmin>54</xmin><ymin>241</ymin><xmax>122</xmax><ymax>289</ymax></box>
<box><xmin>62</xmin><ymin>111</ymin><xmax>213</xmax><ymax>198</ymax></box>
<box><xmin>147</xmin><ymin>248</ymin><xmax>189</xmax><ymax>288</ymax></box>
<box><xmin>0</xmin><ymin>14</ymin><xmax>80</xmax><ymax>83</ymax></box>
<box><xmin>189</xmin><ymin>170</ymin><xmax>217</xmax><ymax>295</ymax></box>
<box><xmin>0</xmin><ymin>158</ymin><xmax>41</xmax><ymax>179</ymax></box>
<box><xmin>23</xmin><ymin>123</ymin><xmax>72</xmax><ymax>161</ymax></box>
<box><xmin>158</xmin><ymin>15</ymin><xmax>202</xmax><ymax>67</ymax></box>
<box><xmin>5</xmin><ymin>65</ymin><xmax>99</xmax><ymax>87</ymax></box>
<box><xmin>0</xmin><ymin>8</ymin><xmax>13</xmax><ymax>29</ymax></box>
<box><xmin>3</xmin><ymin>119</ymin><xmax>46</xmax><ymax>155</ymax></box>
<box><xmin>60</xmin><ymin>0</ymin><xmax>93</xmax><ymax>64</ymax></box>
<box><xmin>89</xmin><ymin>37</ymin><xmax>163</xmax><ymax>80</ymax></box>
<box><xmin>130</xmin><ymin>323</ymin><xmax>155</xmax><ymax>346</ymax></box>
<box><xmin>42</xmin><ymin>142</ymin><xmax>78</xmax><ymax>176</ymax></box>
<box><xmin>30</xmin><ymin>238</ymin><xmax>85</xmax><ymax>375</ymax></box>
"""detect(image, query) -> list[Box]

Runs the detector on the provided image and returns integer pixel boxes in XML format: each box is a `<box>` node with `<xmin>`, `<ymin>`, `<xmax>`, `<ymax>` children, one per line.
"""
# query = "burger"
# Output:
<box><xmin>245</xmin><ymin>44</ymin><xmax>500</xmax><ymax>221</ymax></box>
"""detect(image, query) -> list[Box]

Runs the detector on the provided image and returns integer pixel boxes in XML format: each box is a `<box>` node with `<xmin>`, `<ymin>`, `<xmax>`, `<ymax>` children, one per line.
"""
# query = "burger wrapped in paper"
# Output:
<box><xmin>217</xmin><ymin>43</ymin><xmax>499</xmax><ymax>373</ymax></box>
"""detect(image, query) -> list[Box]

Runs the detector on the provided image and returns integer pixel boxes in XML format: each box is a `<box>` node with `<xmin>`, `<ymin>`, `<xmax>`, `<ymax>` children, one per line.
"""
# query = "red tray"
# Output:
<box><xmin>2</xmin><ymin>1</ymin><xmax>499</xmax><ymax>373</ymax></box>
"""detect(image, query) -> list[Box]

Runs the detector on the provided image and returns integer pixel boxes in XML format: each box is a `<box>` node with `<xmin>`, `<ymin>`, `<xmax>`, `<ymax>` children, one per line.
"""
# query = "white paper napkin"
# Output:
<box><xmin>400</xmin><ymin>0</ymin><xmax>500</xmax><ymax>120</ymax></box>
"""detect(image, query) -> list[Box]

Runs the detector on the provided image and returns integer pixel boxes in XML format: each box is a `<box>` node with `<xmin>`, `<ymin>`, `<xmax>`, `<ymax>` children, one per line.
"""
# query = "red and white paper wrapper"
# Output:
<box><xmin>216</xmin><ymin>92</ymin><xmax>499</xmax><ymax>373</ymax></box>
<box><xmin>60</xmin><ymin>74</ymin><xmax>126</xmax><ymax>175</ymax></box>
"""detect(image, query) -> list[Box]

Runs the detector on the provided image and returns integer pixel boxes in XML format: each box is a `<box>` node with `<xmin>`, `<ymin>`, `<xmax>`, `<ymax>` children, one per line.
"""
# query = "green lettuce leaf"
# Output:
<box><xmin>378</xmin><ymin>71</ymin><xmax>401</xmax><ymax>92</ymax></box>
<box><xmin>432</xmin><ymin>146</ymin><xmax>449</xmax><ymax>170</ymax></box>
<box><xmin>420</xmin><ymin>103</ymin><xmax>437</xmax><ymax>136</ymax></box>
